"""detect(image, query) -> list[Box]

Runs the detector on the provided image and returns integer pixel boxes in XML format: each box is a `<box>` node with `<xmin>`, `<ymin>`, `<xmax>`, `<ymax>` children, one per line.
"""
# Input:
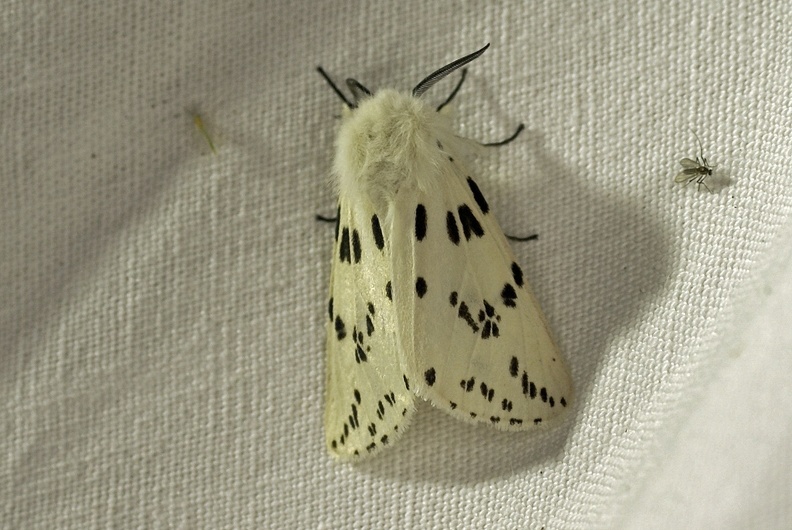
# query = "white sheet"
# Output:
<box><xmin>2</xmin><ymin>1</ymin><xmax>790</xmax><ymax>528</ymax></box>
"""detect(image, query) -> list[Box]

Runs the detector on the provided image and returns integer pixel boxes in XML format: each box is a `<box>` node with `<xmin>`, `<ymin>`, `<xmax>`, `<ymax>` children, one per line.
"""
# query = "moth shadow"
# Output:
<box><xmin>353</xmin><ymin>130</ymin><xmax>673</xmax><ymax>482</ymax></box>
<box><xmin>354</xmin><ymin>401</ymin><xmax>574</xmax><ymax>483</ymax></box>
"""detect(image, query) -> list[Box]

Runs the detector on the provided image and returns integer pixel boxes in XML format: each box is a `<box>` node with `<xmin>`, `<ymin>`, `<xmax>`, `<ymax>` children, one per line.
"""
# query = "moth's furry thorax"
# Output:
<box><xmin>333</xmin><ymin>90</ymin><xmax>471</xmax><ymax>211</ymax></box>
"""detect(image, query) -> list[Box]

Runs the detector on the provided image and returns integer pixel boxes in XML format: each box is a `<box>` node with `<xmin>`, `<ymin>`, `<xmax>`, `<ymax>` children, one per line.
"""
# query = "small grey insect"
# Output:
<box><xmin>675</xmin><ymin>130</ymin><xmax>715</xmax><ymax>191</ymax></box>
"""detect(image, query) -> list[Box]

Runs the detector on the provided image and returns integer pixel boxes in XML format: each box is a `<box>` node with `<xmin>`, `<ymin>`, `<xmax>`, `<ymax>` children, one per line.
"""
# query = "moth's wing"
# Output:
<box><xmin>324</xmin><ymin>200</ymin><xmax>415</xmax><ymax>460</ymax></box>
<box><xmin>391</xmin><ymin>171</ymin><xmax>573</xmax><ymax>430</ymax></box>
<box><xmin>679</xmin><ymin>158</ymin><xmax>701</xmax><ymax>169</ymax></box>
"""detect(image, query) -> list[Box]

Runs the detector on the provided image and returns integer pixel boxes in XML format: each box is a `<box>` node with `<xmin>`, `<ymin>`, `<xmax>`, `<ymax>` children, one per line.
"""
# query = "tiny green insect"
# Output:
<box><xmin>675</xmin><ymin>130</ymin><xmax>715</xmax><ymax>191</ymax></box>
<box><xmin>192</xmin><ymin>113</ymin><xmax>217</xmax><ymax>155</ymax></box>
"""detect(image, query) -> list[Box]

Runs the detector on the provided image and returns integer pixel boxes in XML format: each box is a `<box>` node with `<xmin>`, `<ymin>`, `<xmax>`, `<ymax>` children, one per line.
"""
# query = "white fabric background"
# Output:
<box><xmin>2</xmin><ymin>1</ymin><xmax>790</xmax><ymax>528</ymax></box>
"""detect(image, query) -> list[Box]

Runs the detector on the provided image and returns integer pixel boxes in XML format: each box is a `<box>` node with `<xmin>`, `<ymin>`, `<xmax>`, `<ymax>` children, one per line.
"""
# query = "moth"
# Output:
<box><xmin>318</xmin><ymin>44</ymin><xmax>573</xmax><ymax>460</ymax></box>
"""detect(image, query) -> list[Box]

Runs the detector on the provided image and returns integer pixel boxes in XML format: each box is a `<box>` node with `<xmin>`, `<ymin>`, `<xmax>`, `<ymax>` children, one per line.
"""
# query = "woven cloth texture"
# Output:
<box><xmin>2</xmin><ymin>1</ymin><xmax>791</xmax><ymax>529</ymax></box>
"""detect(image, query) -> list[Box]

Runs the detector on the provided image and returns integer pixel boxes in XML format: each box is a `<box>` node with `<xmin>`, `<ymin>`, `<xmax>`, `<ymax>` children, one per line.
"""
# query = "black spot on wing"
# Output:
<box><xmin>458</xmin><ymin>302</ymin><xmax>479</xmax><ymax>332</ymax></box>
<box><xmin>416</xmin><ymin>277</ymin><xmax>427</xmax><ymax>298</ymax></box>
<box><xmin>460</xmin><ymin>377</ymin><xmax>475</xmax><ymax>392</ymax></box>
<box><xmin>466</xmin><ymin>177</ymin><xmax>489</xmax><ymax>214</ymax></box>
<box><xmin>352</xmin><ymin>229</ymin><xmax>361</xmax><ymax>263</ymax></box>
<box><xmin>449</xmin><ymin>291</ymin><xmax>458</xmax><ymax>307</ymax></box>
<box><xmin>328</xmin><ymin>298</ymin><xmax>333</xmax><ymax>321</ymax></box>
<box><xmin>403</xmin><ymin>374</ymin><xmax>410</xmax><ymax>390</ymax></box>
<box><xmin>334</xmin><ymin>316</ymin><xmax>346</xmax><ymax>340</ymax></box>
<box><xmin>355</xmin><ymin>344</ymin><xmax>367</xmax><ymax>363</ymax></box>
<box><xmin>510</xmin><ymin>357</ymin><xmax>519</xmax><ymax>377</ymax></box>
<box><xmin>415</xmin><ymin>204</ymin><xmax>427</xmax><ymax>241</ymax></box>
<box><xmin>501</xmin><ymin>283</ymin><xmax>517</xmax><ymax>307</ymax></box>
<box><xmin>521</xmin><ymin>371</ymin><xmax>538</xmax><ymax>399</ymax></box>
<box><xmin>339</xmin><ymin>228</ymin><xmax>351</xmax><ymax>263</ymax></box>
<box><xmin>446</xmin><ymin>211</ymin><xmax>460</xmax><ymax>245</ymax></box>
<box><xmin>512</xmin><ymin>263</ymin><xmax>525</xmax><ymax>288</ymax></box>
<box><xmin>424</xmin><ymin>367</ymin><xmax>436</xmax><ymax>386</ymax></box>
<box><xmin>473</xmin><ymin>300</ymin><xmax>501</xmax><ymax>339</ymax></box>
<box><xmin>352</xmin><ymin>326</ymin><xmax>368</xmax><ymax>363</ymax></box>
<box><xmin>484</xmin><ymin>300</ymin><xmax>495</xmax><ymax>317</ymax></box>
<box><xmin>371</xmin><ymin>214</ymin><xmax>384</xmax><ymax>250</ymax></box>
<box><xmin>480</xmin><ymin>382</ymin><xmax>494</xmax><ymax>402</ymax></box>
<box><xmin>354</xmin><ymin>389</ymin><xmax>361</xmax><ymax>404</ymax></box>
<box><xmin>385</xmin><ymin>281</ymin><xmax>392</xmax><ymax>301</ymax></box>
<box><xmin>457</xmin><ymin>204</ymin><xmax>484</xmax><ymax>240</ymax></box>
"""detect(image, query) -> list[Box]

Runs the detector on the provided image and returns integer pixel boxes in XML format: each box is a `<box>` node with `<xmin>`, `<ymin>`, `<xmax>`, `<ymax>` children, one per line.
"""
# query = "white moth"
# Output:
<box><xmin>319</xmin><ymin>44</ymin><xmax>573</xmax><ymax>460</ymax></box>
<box><xmin>675</xmin><ymin>130</ymin><xmax>715</xmax><ymax>191</ymax></box>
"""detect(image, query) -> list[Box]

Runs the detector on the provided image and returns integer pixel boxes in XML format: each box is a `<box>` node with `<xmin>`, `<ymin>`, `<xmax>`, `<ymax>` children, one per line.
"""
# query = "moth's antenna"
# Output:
<box><xmin>317</xmin><ymin>67</ymin><xmax>355</xmax><ymax>108</ymax></box>
<box><xmin>413</xmin><ymin>43</ymin><xmax>490</xmax><ymax>98</ymax></box>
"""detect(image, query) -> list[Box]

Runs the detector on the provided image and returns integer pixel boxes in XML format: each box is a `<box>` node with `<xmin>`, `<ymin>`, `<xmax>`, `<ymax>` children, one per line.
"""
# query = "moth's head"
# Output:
<box><xmin>318</xmin><ymin>44</ymin><xmax>490</xmax><ymax>199</ymax></box>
